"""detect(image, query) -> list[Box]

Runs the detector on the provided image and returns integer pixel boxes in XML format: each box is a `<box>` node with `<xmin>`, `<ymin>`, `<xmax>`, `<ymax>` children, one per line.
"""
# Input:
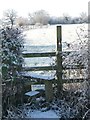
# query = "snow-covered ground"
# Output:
<box><xmin>28</xmin><ymin>110</ymin><xmax>59</xmax><ymax>119</ymax></box>
<box><xmin>23</xmin><ymin>24</ymin><xmax>87</xmax><ymax>46</ymax></box>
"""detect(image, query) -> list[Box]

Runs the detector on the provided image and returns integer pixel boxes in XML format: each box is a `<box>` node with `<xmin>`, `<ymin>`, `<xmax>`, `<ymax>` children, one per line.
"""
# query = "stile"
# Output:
<box><xmin>21</xmin><ymin>25</ymin><xmax>86</xmax><ymax>101</ymax></box>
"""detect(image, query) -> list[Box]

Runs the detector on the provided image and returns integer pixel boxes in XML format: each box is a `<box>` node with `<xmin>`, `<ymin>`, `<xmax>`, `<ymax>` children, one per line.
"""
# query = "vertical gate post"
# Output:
<box><xmin>56</xmin><ymin>26</ymin><xmax>63</xmax><ymax>94</ymax></box>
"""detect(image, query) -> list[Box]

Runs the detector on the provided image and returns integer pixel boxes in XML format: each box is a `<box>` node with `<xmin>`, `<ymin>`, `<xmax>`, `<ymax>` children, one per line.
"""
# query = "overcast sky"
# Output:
<box><xmin>0</xmin><ymin>0</ymin><xmax>89</xmax><ymax>18</ymax></box>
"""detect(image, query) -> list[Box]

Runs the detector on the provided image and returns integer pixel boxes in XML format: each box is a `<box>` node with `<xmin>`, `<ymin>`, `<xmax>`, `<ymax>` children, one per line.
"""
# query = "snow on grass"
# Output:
<box><xmin>23</xmin><ymin>24</ymin><xmax>87</xmax><ymax>46</ymax></box>
<box><xmin>23</xmin><ymin>25</ymin><xmax>56</xmax><ymax>46</ymax></box>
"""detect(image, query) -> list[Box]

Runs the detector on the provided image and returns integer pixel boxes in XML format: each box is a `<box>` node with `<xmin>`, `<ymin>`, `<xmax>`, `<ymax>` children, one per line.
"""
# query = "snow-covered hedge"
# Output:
<box><xmin>1</xmin><ymin>27</ymin><xmax>24</xmax><ymax>81</ymax></box>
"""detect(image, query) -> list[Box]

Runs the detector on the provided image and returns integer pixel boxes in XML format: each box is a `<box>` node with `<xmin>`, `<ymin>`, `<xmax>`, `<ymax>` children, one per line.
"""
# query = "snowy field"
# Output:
<box><xmin>23</xmin><ymin>24</ymin><xmax>87</xmax><ymax>47</ymax></box>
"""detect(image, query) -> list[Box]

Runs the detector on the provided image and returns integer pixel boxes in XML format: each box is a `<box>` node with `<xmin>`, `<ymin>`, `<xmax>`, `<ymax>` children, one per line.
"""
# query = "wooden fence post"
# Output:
<box><xmin>56</xmin><ymin>26</ymin><xmax>63</xmax><ymax>94</ymax></box>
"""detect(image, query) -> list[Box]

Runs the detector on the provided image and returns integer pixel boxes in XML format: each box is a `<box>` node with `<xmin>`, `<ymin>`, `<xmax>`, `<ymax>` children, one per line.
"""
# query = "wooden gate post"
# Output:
<box><xmin>56</xmin><ymin>26</ymin><xmax>63</xmax><ymax>94</ymax></box>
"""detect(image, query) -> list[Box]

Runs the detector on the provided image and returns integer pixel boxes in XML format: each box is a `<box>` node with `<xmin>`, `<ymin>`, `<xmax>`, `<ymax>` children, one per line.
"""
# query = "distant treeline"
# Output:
<box><xmin>49</xmin><ymin>15</ymin><xmax>88</xmax><ymax>24</ymax></box>
<box><xmin>27</xmin><ymin>10</ymin><xmax>88</xmax><ymax>25</ymax></box>
<box><xmin>0</xmin><ymin>9</ymin><xmax>88</xmax><ymax>27</ymax></box>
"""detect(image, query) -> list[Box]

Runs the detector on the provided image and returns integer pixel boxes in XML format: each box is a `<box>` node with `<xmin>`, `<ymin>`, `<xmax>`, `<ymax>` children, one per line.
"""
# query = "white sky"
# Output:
<box><xmin>0</xmin><ymin>0</ymin><xmax>89</xmax><ymax>18</ymax></box>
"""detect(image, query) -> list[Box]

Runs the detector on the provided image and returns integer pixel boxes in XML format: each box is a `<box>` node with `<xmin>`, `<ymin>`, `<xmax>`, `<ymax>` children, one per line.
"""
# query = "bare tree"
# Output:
<box><xmin>63</xmin><ymin>13</ymin><xmax>72</xmax><ymax>24</ymax></box>
<box><xmin>16</xmin><ymin>17</ymin><xmax>29</xmax><ymax>27</ymax></box>
<box><xmin>28</xmin><ymin>10</ymin><xmax>50</xmax><ymax>25</ymax></box>
<box><xmin>3</xmin><ymin>9</ymin><xmax>17</xmax><ymax>27</ymax></box>
<box><xmin>28</xmin><ymin>13</ymin><xmax>35</xmax><ymax>25</ymax></box>
<box><xmin>79</xmin><ymin>12</ymin><xmax>88</xmax><ymax>23</ymax></box>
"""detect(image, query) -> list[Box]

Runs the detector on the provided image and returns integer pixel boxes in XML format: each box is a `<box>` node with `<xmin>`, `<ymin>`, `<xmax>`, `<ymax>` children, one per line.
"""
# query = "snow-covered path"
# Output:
<box><xmin>27</xmin><ymin>110</ymin><xmax>59</xmax><ymax>119</ymax></box>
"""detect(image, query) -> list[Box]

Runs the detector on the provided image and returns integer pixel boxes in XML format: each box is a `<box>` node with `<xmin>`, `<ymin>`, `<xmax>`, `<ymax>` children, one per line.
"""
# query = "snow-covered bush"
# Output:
<box><xmin>62</xmin><ymin>25</ymin><xmax>88</xmax><ymax>80</ymax></box>
<box><xmin>1</xmin><ymin>27</ymin><xmax>24</xmax><ymax>81</ymax></box>
<box><xmin>1</xmin><ymin>26</ymin><xmax>25</xmax><ymax>118</ymax></box>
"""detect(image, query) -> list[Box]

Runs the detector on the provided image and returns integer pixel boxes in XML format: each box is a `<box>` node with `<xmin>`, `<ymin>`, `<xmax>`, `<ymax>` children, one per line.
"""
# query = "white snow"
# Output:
<box><xmin>23</xmin><ymin>25</ymin><xmax>57</xmax><ymax>46</ymax></box>
<box><xmin>23</xmin><ymin>24</ymin><xmax>87</xmax><ymax>46</ymax></box>
<box><xmin>28</xmin><ymin>110</ymin><xmax>59</xmax><ymax>119</ymax></box>
<box><xmin>25</xmin><ymin>91</ymin><xmax>40</xmax><ymax>97</ymax></box>
<box><xmin>32</xmin><ymin>85</ymin><xmax>45</xmax><ymax>91</ymax></box>
<box><xmin>22</xmin><ymin>72</ymin><xmax>55</xmax><ymax>80</ymax></box>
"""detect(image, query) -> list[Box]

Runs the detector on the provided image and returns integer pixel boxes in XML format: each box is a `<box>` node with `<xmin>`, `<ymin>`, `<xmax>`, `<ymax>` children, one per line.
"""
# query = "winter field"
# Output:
<box><xmin>23</xmin><ymin>24</ymin><xmax>87</xmax><ymax>47</ymax></box>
